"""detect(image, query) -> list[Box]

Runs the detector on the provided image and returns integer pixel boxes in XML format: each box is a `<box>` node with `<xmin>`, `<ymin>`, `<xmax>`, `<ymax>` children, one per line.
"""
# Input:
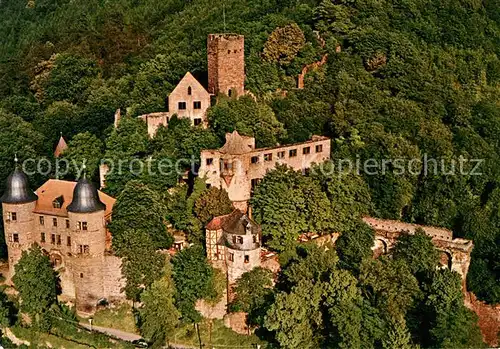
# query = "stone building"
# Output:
<box><xmin>205</xmin><ymin>210</ymin><xmax>261</xmax><ymax>282</ymax></box>
<box><xmin>1</xmin><ymin>165</ymin><xmax>124</xmax><ymax>314</ymax></box>
<box><xmin>198</xmin><ymin>131</ymin><xmax>331</xmax><ymax>211</ymax></box>
<box><xmin>139</xmin><ymin>34</ymin><xmax>245</xmax><ymax>136</ymax></box>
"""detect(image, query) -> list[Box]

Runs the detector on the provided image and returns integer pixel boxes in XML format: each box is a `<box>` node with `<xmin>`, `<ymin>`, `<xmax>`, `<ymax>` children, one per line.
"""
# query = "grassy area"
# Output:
<box><xmin>90</xmin><ymin>304</ymin><xmax>139</xmax><ymax>334</ymax></box>
<box><xmin>171</xmin><ymin>319</ymin><xmax>269</xmax><ymax>348</ymax></box>
<box><xmin>89</xmin><ymin>304</ymin><xmax>270</xmax><ymax>348</ymax></box>
<box><xmin>11</xmin><ymin>325</ymin><xmax>90</xmax><ymax>349</ymax></box>
<box><xmin>11</xmin><ymin>324</ymin><xmax>134</xmax><ymax>349</ymax></box>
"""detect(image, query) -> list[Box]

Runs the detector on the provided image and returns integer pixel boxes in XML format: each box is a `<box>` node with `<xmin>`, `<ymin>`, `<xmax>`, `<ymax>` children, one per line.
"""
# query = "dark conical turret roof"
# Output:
<box><xmin>1</xmin><ymin>166</ymin><xmax>38</xmax><ymax>204</ymax></box>
<box><xmin>67</xmin><ymin>176</ymin><xmax>105</xmax><ymax>213</ymax></box>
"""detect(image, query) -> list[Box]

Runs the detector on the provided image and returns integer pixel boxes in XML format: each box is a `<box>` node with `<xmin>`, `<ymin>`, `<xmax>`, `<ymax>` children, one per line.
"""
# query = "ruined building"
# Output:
<box><xmin>199</xmin><ymin>131</ymin><xmax>331</xmax><ymax>211</ymax></box>
<box><xmin>139</xmin><ymin>34</ymin><xmax>245</xmax><ymax>136</ymax></box>
<box><xmin>205</xmin><ymin>210</ymin><xmax>261</xmax><ymax>282</ymax></box>
<box><xmin>1</xmin><ymin>164</ymin><xmax>124</xmax><ymax>314</ymax></box>
<box><xmin>364</xmin><ymin>217</ymin><xmax>473</xmax><ymax>283</ymax></box>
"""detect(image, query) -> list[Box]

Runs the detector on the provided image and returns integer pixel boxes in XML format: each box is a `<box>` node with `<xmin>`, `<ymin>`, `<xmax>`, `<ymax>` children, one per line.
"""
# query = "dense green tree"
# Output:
<box><xmin>335</xmin><ymin>220</ymin><xmax>375</xmax><ymax>272</ymax></box>
<box><xmin>194</xmin><ymin>186</ymin><xmax>234</xmax><ymax>226</ymax></box>
<box><xmin>113</xmin><ymin>228</ymin><xmax>165</xmax><ymax>301</ymax></box>
<box><xmin>43</xmin><ymin>54</ymin><xmax>99</xmax><ymax>105</ymax></box>
<box><xmin>207</xmin><ymin>96</ymin><xmax>286</xmax><ymax>148</ymax></box>
<box><xmin>0</xmin><ymin>110</ymin><xmax>46</xmax><ymax>194</ymax></box>
<box><xmin>139</xmin><ymin>262</ymin><xmax>180</xmax><ymax>348</ymax></box>
<box><xmin>171</xmin><ymin>245</ymin><xmax>216</xmax><ymax>322</ymax></box>
<box><xmin>109</xmin><ymin>180</ymin><xmax>173</xmax><ymax>250</ymax></box>
<box><xmin>251</xmin><ymin>165</ymin><xmax>334</xmax><ymax>251</ymax></box>
<box><xmin>392</xmin><ymin>228</ymin><xmax>440</xmax><ymax>277</ymax></box>
<box><xmin>230</xmin><ymin>267</ymin><xmax>274</xmax><ymax>325</ymax></box>
<box><xmin>263</xmin><ymin>23</ymin><xmax>306</xmax><ymax>65</ymax></box>
<box><xmin>422</xmin><ymin>269</ymin><xmax>484</xmax><ymax>348</ymax></box>
<box><xmin>13</xmin><ymin>244</ymin><xmax>58</xmax><ymax>326</ymax></box>
<box><xmin>61</xmin><ymin>132</ymin><xmax>104</xmax><ymax>181</ymax></box>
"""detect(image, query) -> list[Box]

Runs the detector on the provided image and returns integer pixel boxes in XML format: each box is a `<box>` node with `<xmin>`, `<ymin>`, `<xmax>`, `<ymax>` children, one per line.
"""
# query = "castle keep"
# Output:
<box><xmin>1</xmin><ymin>166</ymin><xmax>124</xmax><ymax>313</ymax></box>
<box><xmin>139</xmin><ymin>34</ymin><xmax>245</xmax><ymax>136</ymax></box>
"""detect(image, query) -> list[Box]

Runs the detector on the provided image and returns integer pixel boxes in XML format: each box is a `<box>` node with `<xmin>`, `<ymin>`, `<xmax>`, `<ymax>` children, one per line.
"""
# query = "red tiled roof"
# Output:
<box><xmin>34</xmin><ymin>179</ymin><xmax>115</xmax><ymax>217</ymax></box>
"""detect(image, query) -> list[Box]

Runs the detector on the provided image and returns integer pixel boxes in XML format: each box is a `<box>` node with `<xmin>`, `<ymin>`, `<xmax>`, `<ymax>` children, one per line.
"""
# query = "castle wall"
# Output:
<box><xmin>199</xmin><ymin>136</ymin><xmax>331</xmax><ymax>206</ymax></box>
<box><xmin>207</xmin><ymin>34</ymin><xmax>245</xmax><ymax>97</ymax></box>
<box><xmin>137</xmin><ymin>112</ymin><xmax>170</xmax><ymax>137</ymax></box>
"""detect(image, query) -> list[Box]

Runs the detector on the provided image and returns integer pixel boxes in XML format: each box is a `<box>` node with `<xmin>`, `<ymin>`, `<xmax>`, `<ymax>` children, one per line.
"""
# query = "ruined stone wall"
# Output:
<box><xmin>199</xmin><ymin>137</ymin><xmax>331</xmax><ymax>208</ymax></box>
<box><xmin>102</xmin><ymin>255</ymin><xmax>125</xmax><ymax>300</ymax></box>
<box><xmin>207</xmin><ymin>34</ymin><xmax>245</xmax><ymax>97</ymax></box>
<box><xmin>137</xmin><ymin>112</ymin><xmax>170</xmax><ymax>137</ymax></box>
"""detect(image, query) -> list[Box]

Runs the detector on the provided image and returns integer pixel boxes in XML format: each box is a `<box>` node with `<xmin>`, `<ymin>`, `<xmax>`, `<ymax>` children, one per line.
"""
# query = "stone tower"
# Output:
<box><xmin>207</xmin><ymin>34</ymin><xmax>245</xmax><ymax>97</ymax></box>
<box><xmin>67</xmin><ymin>175</ymin><xmax>107</xmax><ymax>313</ymax></box>
<box><xmin>0</xmin><ymin>163</ymin><xmax>37</xmax><ymax>278</ymax></box>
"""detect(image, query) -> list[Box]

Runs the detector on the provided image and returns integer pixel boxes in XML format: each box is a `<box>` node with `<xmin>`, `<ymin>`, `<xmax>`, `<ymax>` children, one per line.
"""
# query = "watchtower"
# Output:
<box><xmin>207</xmin><ymin>34</ymin><xmax>245</xmax><ymax>97</ymax></box>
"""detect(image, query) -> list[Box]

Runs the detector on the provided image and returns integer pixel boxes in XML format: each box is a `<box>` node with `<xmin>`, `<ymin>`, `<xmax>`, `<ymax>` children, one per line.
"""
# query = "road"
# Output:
<box><xmin>79</xmin><ymin>323</ymin><xmax>197</xmax><ymax>348</ymax></box>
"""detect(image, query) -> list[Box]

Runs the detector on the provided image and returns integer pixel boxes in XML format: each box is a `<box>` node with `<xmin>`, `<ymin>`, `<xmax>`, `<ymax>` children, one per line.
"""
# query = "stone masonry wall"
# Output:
<box><xmin>207</xmin><ymin>34</ymin><xmax>245</xmax><ymax>97</ymax></box>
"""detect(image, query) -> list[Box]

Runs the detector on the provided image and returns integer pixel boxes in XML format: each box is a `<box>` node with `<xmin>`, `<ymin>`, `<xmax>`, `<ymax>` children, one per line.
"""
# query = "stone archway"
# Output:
<box><xmin>49</xmin><ymin>251</ymin><xmax>63</xmax><ymax>268</ymax></box>
<box><xmin>438</xmin><ymin>250</ymin><xmax>453</xmax><ymax>270</ymax></box>
<box><xmin>373</xmin><ymin>238</ymin><xmax>389</xmax><ymax>258</ymax></box>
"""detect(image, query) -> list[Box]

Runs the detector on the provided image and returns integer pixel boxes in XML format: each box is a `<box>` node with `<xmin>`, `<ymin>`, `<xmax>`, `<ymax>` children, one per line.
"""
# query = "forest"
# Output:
<box><xmin>0</xmin><ymin>0</ymin><xmax>499</xmax><ymax>347</ymax></box>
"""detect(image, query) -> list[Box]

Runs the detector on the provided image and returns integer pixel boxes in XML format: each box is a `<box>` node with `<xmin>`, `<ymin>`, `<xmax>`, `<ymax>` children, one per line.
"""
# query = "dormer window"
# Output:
<box><xmin>188</xmin><ymin>86</ymin><xmax>192</xmax><ymax>95</ymax></box>
<box><xmin>246</xmin><ymin>222</ymin><xmax>252</xmax><ymax>234</ymax></box>
<box><xmin>52</xmin><ymin>196</ymin><xmax>64</xmax><ymax>209</ymax></box>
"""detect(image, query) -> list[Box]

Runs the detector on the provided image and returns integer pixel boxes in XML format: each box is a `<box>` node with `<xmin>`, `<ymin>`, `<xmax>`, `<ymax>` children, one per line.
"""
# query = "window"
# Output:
<box><xmin>51</xmin><ymin>234</ymin><xmax>56</xmax><ymax>244</ymax></box>
<box><xmin>206</xmin><ymin>158</ymin><xmax>213</xmax><ymax>166</ymax></box>
<box><xmin>228</xmin><ymin>89</ymin><xmax>232</xmax><ymax>97</ymax></box>
<box><xmin>193</xmin><ymin>101</ymin><xmax>201</xmax><ymax>109</ymax></box>
<box><xmin>303</xmin><ymin>147</ymin><xmax>311</xmax><ymax>155</ymax></box>
<box><xmin>277</xmin><ymin>151</ymin><xmax>285</xmax><ymax>159</ymax></box>
<box><xmin>315</xmin><ymin>144</ymin><xmax>323</xmax><ymax>153</ymax></box>
<box><xmin>13</xmin><ymin>234</ymin><xmax>19</xmax><ymax>243</ymax></box>
<box><xmin>187</xmin><ymin>86</ymin><xmax>192</xmax><ymax>95</ymax></box>
<box><xmin>237</xmin><ymin>236</ymin><xmax>243</xmax><ymax>244</ymax></box>
<box><xmin>223</xmin><ymin>161</ymin><xmax>232</xmax><ymax>171</ymax></box>
<box><xmin>251</xmin><ymin>156</ymin><xmax>259</xmax><ymax>164</ymax></box>
<box><xmin>77</xmin><ymin>221</ymin><xmax>88</xmax><ymax>231</ymax></box>
<box><xmin>66</xmin><ymin>220</ymin><xmax>70</xmax><ymax>229</ymax></box>
<box><xmin>56</xmin><ymin>235</ymin><xmax>61</xmax><ymax>245</ymax></box>
<box><xmin>194</xmin><ymin>118</ymin><xmax>202</xmax><ymax>126</ymax></box>
<box><xmin>228</xmin><ymin>253</ymin><xmax>234</xmax><ymax>262</ymax></box>
<box><xmin>232</xmin><ymin>236</ymin><xmax>237</xmax><ymax>244</ymax></box>
<box><xmin>78</xmin><ymin>245</ymin><xmax>90</xmax><ymax>254</ymax></box>
<box><xmin>244</xmin><ymin>255</ymin><xmax>250</xmax><ymax>264</ymax></box>
<box><xmin>53</xmin><ymin>218</ymin><xmax>57</xmax><ymax>227</ymax></box>
<box><xmin>80</xmin><ymin>273</ymin><xmax>84</xmax><ymax>278</ymax></box>
<box><xmin>7</xmin><ymin>212</ymin><xmax>17</xmax><ymax>221</ymax></box>
<box><xmin>264</xmin><ymin>153</ymin><xmax>273</xmax><ymax>162</ymax></box>
<box><xmin>41</xmin><ymin>233</ymin><xmax>46</xmax><ymax>243</ymax></box>
<box><xmin>289</xmin><ymin>149</ymin><xmax>297</xmax><ymax>157</ymax></box>
<box><xmin>178</xmin><ymin>102</ymin><xmax>186</xmax><ymax>110</ymax></box>
<box><xmin>39</xmin><ymin>216</ymin><xmax>45</xmax><ymax>226</ymax></box>
<box><xmin>67</xmin><ymin>236</ymin><xmax>71</xmax><ymax>247</ymax></box>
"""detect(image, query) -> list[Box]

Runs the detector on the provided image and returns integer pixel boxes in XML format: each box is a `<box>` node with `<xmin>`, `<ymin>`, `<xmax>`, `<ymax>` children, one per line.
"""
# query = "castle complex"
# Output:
<box><xmin>1</xmin><ymin>165</ymin><xmax>124</xmax><ymax>313</ymax></box>
<box><xmin>138</xmin><ymin>34</ymin><xmax>245</xmax><ymax>136</ymax></box>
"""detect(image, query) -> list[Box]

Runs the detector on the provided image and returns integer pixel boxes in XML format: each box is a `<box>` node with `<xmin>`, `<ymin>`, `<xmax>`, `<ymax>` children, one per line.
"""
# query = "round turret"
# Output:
<box><xmin>0</xmin><ymin>167</ymin><xmax>37</xmax><ymax>204</ymax></box>
<box><xmin>67</xmin><ymin>177</ymin><xmax>105</xmax><ymax>213</ymax></box>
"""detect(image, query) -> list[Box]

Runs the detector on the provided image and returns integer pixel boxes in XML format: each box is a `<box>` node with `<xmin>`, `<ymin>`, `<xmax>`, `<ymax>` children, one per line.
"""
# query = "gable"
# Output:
<box><xmin>169</xmin><ymin>72</ymin><xmax>210</xmax><ymax>98</ymax></box>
